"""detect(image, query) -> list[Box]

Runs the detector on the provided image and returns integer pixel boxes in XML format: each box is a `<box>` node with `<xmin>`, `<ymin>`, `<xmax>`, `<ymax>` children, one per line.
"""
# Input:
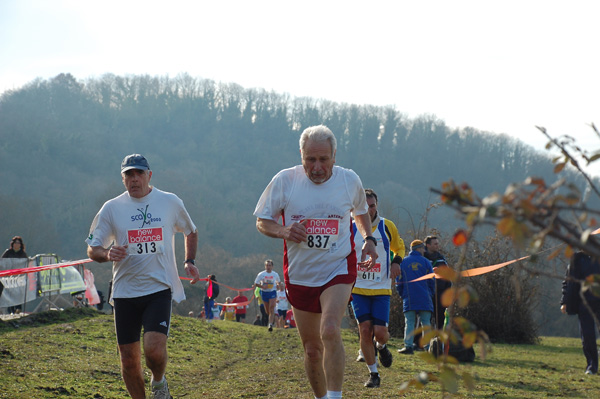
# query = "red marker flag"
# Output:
<box><xmin>207</xmin><ymin>279</ymin><xmax>213</xmax><ymax>298</ymax></box>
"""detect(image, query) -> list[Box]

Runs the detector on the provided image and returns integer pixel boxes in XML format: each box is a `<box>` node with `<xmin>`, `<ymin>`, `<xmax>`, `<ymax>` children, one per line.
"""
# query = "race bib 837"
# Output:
<box><xmin>301</xmin><ymin>218</ymin><xmax>339</xmax><ymax>250</ymax></box>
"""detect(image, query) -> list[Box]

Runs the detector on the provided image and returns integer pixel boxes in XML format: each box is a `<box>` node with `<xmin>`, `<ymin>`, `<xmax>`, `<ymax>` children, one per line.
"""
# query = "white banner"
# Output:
<box><xmin>0</xmin><ymin>258</ymin><xmax>35</xmax><ymax>307</ymax></box>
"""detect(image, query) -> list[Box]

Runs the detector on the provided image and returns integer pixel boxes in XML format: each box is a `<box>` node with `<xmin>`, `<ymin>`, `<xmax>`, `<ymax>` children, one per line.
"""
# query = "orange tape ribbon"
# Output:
<box><xmin>406</xmin><ymin>255</ymin><xmax>531</xmax><ymax>283</ymax></box>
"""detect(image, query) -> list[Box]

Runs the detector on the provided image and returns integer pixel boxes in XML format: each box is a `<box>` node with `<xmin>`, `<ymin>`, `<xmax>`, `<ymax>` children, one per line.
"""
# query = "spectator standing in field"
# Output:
<box><xmin>424</xmin><ymin>235</ymin><xmax>451</xmax><ymax>330</ymax></box>
<box><xmin>232</xmin><ymin>290</ymin><xmax>249</xmax><ymax>323</ymax></box>
<box><xmin>2</xmin><ymin>236</ymin><xmax>28</xmax><ymax>259</ymax></box>
<box><xmin>396</xmin><ymin>240</ymin><xmax>434</xmax><ymax>354</ymax></box>
<box><xmin>2</xmin><ymin>236</ymin><xmax>29</xmax><ymax>314</ymax></box>
<box><xmin>561</xmin><ymin>250</ymin><xmax>600</xmax><ymax>375</ymax></box>
<box><xmin>254</xmin><ymin>125</ymin><xmax>377</xmax><ymax>399</ymax></box>
<box><xmin>351</xmin><ymin>189</ymin><xmax>405</xmax><ymax>388</ymax></box>
<box><xmin>204</xmin><ymin>275</ymin><xmax>219</xmax><ymax>322</ymax></box>
<box><xmin>86</xmin><ymin>154</ymin><xmax>200</xmax><ymax>399</ymax></box>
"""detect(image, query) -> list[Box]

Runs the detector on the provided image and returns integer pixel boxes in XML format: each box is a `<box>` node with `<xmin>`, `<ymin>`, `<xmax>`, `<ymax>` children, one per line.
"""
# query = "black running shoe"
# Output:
<box><xmin>397</xmin><ymin>346</ymin><xmax>414</xmax><ymax>355</ymax></box>
<box><xmin>378</xmin><ymin>344</ymin><xmax>393</xmax><ymax>368</ymax></box>
<box><xmin>364</xmin><ymin>372</ymin><xmax>380</xmax><ymax>388</ymax></box>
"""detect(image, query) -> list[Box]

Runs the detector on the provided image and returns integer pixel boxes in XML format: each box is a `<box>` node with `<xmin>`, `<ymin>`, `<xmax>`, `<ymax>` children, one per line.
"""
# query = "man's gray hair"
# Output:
<box><xmin>299</xmin><ymin>125</ymin><xmax>337</xmax><ymax>157</ymax></box>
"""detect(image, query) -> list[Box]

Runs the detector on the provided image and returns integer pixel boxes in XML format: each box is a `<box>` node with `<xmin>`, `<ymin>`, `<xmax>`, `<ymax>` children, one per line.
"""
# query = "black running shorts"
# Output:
<box><xmin>113</xmin><ymin>288</ymin><xmax>172</xmax><ymax>345</ymax></box>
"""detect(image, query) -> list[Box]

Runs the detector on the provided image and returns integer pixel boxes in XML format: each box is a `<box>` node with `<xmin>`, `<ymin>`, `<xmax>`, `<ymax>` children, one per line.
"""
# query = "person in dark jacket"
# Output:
<box><xmin>1</xmin><ymin>236</ymin><xmax>28</xmax><ymax>259</ymax></box>
<box><xmin>396</xmin><ymin>240</ymin><xmax>434</xmax><ymax>354</ymax></box>
<box><xmin>204</xmin><ymin>275</ymin><xmax>219</xmax><ymax>322</ymax></box>
<box><xmin>424</xmin><ymin>235</ymin><xmax>452</xmax><ymax>330</ymax></box>
<box><xmin>2</xmin><ymin>236</ymin><xmax>29</xmax><ymax>314</ymax></box>
<box><xmin>560</xmin><ymin>250</ymin><xmax>600</xmax><ymax>375</ymax></box>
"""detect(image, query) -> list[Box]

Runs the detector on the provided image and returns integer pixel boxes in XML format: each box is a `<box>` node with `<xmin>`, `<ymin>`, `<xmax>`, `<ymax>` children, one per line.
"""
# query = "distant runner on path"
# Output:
<box><xmin>253</xmin><ymin>259</ymin><xmax>280</xmax><ymax>331</ymax></box>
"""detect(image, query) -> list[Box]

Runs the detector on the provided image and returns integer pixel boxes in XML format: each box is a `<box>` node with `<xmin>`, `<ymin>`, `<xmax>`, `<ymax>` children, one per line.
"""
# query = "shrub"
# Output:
<box><xmin>450</xmin><ymin>235</ymin><xmax>540</xmax><ymax>344</ymax></box>
<box><xmin>389</xmin><ymin>233</ymin><xmax>540</xmax><ymax>344</ymax></box>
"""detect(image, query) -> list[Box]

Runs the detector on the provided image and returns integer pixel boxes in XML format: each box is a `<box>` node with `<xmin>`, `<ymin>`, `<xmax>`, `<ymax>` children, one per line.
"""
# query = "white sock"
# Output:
<box><xmin>151</xmin><ymin>376</ymin><xmax>165</xmax><ymax>387</ymax></box>
<box><xmin>327</xmin><ymin>391</ymin><xmax>342</xmax><ymax>398</ymax></box>
<box><xmin>376</xmin><ymin>342</ymin><xmax>385</xmax><ymax>350</ymax></box>
<box><xmin>367</xmin><ymin>363</ymin><xmax>378</xmax><ymax>373</ymax></box>
<box><xmin>315</xmin><ymin>396</ymin><xmax>327</xmax><ymax>399</ymax></box>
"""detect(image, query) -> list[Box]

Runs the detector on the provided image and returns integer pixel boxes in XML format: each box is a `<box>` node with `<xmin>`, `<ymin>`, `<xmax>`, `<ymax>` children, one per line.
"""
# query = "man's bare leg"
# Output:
<box><xmin>268</xmin><ymin>298</ymin><xmax>277</xmax><ymax>327</ymax></box>
<box><xmin>144</xmin><ymin>331</ymin><xmax>168</xmax><ymax>384</ymax></box>
<box><xmin>294</xmin><ymin>307</ymin><xmax>326</xmax><ymax>398</ymax></box>
<box><xmin>118</xmin><ymin>341</ymin><xmax>146</xmax><ymax>399</ymax></box>
<box><xmin>358</xmin><ymin>320</ymin><xmax>376</xmax><ymax>365</ymax></box>
<box><xmin>320</xmin><ymin>283</ymin><xmax>353</xmax><ymax>392</ymax></box>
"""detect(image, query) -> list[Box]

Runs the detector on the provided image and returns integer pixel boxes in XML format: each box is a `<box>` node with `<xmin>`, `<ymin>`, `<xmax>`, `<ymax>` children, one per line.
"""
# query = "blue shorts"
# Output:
<box><xmin>261</xmin><ymin>290</ymin><xmax>277</xmax><ymax>303</ymax></box>
<box><xmin>113</xmin><ymin>288</ymin><xmax>172</xmax><ymax>345</ymax></box>
<box><xmin>350</xmin><ymin>294</ymin><xmax>390</xmax><ymax>326</ymax></box>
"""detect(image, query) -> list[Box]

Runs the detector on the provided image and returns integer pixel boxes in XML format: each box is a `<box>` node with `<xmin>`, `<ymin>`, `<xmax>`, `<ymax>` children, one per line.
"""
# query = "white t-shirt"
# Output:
<box><xmin>86</xmin><ymin>187</ymin><xmax>196</xmax><ymax>303</ymax></box>
<box><xmin>254</xmin><ymin>165</ymin><xmax>368</xmax><ymax>287</ymax></box>
<box><xmin>254</xmin><ymin>270</ymin><xmax>280</xmax><ymax>292</ymax></box>
<box><xmin>276</xmin><ymin>289</ymin><xmax>289</xmax><ymax>311</ymax></box>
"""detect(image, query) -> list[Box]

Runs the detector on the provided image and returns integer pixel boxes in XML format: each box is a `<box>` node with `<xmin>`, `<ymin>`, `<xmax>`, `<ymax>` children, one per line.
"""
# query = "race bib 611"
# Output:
<box><xmin>127</xmin><ymin>227</ymin><xmax>164</xmax><ymax>255</ymax></box>
<box><xmin>358</xmin><ymin>262</ymin><xmax>382</xmax><ymax>282</ymax></box>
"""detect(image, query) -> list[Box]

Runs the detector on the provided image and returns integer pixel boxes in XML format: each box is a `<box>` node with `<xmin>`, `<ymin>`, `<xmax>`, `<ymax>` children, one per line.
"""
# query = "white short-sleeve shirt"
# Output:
<box><xmin>86</xmin><ymin>188</ymin><xmax>196</xmax><ymax>303</ymax></box>
<box><xmin>254</xmin><ymin>165</ymin><xmax>368</xmax><ymax>287</ymax></box>
<box><xmin>254</xmin><ymin>270</ymin><xmax>281</xmax><ymax>292</ymax></box>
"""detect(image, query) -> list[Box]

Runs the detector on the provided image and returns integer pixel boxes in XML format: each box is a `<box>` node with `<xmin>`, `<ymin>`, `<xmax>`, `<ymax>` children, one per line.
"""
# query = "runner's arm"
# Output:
<box><xmin>87</xmin><ymin>244</ymin><xmax>127</xmax><ymax>263</ymax></box>
<box><xmin>256</xmin><ymin>217</ymin><xmax>307</xmax><ymax>243</ymax></box>
<box><xmin>386</xmin><ymin>220</ymin><xmax>404</xmax><ymax>280</ymax></box>
<box><xmin>184</xmin><ymin>230</ymin><xmax>200</xmax><ymax>284</ymax></box>
<box><xmin>354</xmin><ymin>213</ymin><xmax>378</xmax><ymax>267</ymax></box>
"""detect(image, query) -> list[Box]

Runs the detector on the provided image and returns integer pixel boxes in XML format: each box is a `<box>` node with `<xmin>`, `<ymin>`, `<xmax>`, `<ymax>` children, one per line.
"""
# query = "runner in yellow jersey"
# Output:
<box><xmin>351</xmin><ymin>189</ymin><xmax>405</xmax><ymax>388</ymax></box>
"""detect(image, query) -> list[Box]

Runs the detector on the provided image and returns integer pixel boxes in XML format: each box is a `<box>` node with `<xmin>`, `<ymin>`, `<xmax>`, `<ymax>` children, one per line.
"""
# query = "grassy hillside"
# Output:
<box><xmin>1</xmin><ymin>308</ymin><xmax>599</xmax><ymax>398</ymax></box>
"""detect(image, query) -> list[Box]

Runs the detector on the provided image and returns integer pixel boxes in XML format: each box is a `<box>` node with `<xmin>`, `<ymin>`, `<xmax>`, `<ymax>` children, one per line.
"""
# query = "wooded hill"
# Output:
<box><xmin>0</xmin><ymin>73</ymin><xmax>589</xmax><ymax>336</ymax></box>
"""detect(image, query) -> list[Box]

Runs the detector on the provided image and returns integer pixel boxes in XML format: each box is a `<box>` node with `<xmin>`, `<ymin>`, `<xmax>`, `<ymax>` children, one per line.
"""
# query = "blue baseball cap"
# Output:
<box><xmin>121</xmin><ymin>154</ymin><xmax>150</xmax><ymax>173</ymax></box>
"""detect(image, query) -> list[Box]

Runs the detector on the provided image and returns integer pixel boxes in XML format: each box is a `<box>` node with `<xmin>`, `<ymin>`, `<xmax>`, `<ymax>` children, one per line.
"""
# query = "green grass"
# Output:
<box><xmin>1</xmin><ymin>308</ymin><xmax>599</xmax><ymax>398</ymax></box>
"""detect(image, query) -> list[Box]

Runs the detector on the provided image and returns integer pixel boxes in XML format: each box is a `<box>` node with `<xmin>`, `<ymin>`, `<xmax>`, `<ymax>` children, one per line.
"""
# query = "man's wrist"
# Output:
<box><xmin>365</xmin><ymin>236</ymin><xmax>377</xmax><ymax>246</ymax></box>
<box><xmin>184</xmin><ymin>259</ymin><xmax>195</xmax><ymax>265</ymax></box>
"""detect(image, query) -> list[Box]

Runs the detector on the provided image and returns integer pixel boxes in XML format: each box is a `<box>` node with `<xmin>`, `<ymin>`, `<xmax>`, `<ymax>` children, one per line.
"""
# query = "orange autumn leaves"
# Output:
<box><xmin>440</xmin><ymin>177</ymin><xmax>598</xmax><ymax>258</ymax></box>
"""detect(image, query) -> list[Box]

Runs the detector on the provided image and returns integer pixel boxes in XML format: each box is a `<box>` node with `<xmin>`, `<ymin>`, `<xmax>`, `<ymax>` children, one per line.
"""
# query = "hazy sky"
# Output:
<box><xmin>1</xmin><ymin>0</ymin><xmax>599</xmax><ymax>172</ymax></box>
